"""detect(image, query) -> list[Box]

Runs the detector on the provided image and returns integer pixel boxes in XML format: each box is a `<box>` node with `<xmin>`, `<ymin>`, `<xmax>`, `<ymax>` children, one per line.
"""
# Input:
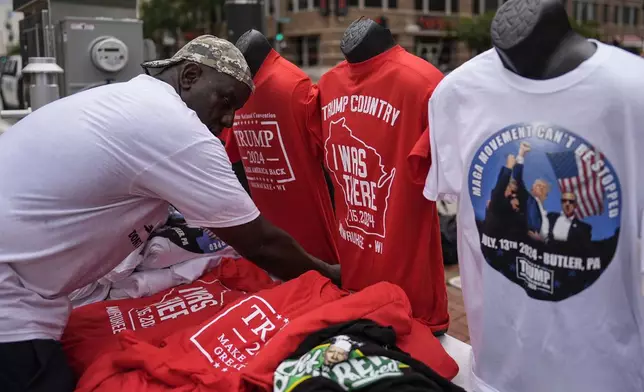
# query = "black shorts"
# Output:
<box><xmin>0</xmin><ymin>339</ymin><xmax>76</xmax><ymax>392</ymax></box>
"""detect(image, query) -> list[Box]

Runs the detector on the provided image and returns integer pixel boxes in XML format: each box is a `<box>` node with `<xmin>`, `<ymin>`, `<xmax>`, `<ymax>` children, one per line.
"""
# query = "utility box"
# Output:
<box><xmin>56</xmin><ymin>17</ymin><xmax>143</xmax><ymax>96</ymax></box>
<box><xmin>14</xmin><ymin>0</ymin><xmax>142</xmax><ymax>100</ymax></box>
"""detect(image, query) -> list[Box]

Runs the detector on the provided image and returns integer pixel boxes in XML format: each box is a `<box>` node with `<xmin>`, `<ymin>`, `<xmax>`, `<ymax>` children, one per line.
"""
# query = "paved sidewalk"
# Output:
<box><xmin>445</xmin><ymin>264</ymin><xmax>470</xmax><ymax>344</ymax></box>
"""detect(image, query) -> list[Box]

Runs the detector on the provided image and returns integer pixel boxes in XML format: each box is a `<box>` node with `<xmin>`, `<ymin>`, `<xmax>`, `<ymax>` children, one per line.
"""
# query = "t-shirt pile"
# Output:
<box><xmin>73</xmin><ymin>273</ymin><xmax>459</xmax><ymax>392</ymax></box>
<box><xmin>69</xmin><ymin>217</ymin><xmax>243</xmax><ymax>305</ymax></box>
<box><xmin>424</xmin><ymin>40</ymin><xmax>644</xmax><ymax>391</ymax></box>
<box><xmin>315</xmin><ymin>45</ymin><xmax>449</xmax><ymax>332</ymax></box>
<box><xmin>222</xmin><ymin>49</ymin><xmax>339</xmax><ymax>264</ymax></box>
<box><xmin>0</xmin><ymin>74</ymin><xmax>258</xmax><ymax>343</ymax></box>
<box><xmin>62</xmin><ymin>257</ymin><xmax>279</xmax><ymax>376</ymax></box>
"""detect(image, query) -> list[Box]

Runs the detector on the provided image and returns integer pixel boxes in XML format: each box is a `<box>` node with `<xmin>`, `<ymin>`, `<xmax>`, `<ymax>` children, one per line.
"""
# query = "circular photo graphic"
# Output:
<box><xmin>468</xmin><ymin>123</ymin><xmax>621</xmax><ymax>301</ymax></box>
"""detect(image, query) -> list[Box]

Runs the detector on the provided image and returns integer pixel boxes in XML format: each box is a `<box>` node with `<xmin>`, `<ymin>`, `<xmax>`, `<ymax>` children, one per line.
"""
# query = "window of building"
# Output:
<box><xmin>265</xmin><ymin>0</ymin><xmax>275</xmax><ymax>15</ymax></box>
<box><xmin>415</xmin><ymin>37</ymin><xmax>454</xmax><ymax>70</ymax></box>
<box><xmin>417</xmin><ymin>0</ymin><xmax>455</xmax><ymax>14</ymax></box>
<box><xmin>603</xmin><ymin>4</ymin><xmax>609</xmax><ymax>23</ymax></box>
<box><xmin>591</xmin><ymin>3</ymin><xmax>597</xmax><ymax>21</ymax></box>
<box><xmin>388</xmin><ymin>0</ymin><xmax>397</xmax><ymax>8</ymax></box>
<box><xmin>573</xmin><ymin>1</ymin><xmax>597</xmax><ymax>22</ymax></box>
<box><xmin>295</xmin><ymin>35</ymin><xmax>320</xmax><ymax>67</ymax></box>
<box><xmin>451</xmin><ymin>0</ymin><xmax>459</xmax><ymax>13</ymax></box>
<box><xmin>364</xmin><ymin>0</ymin><xmax>381</xmax><ymax>7</ymax></box>
<box><xmin>623</xmin><ymin>6</ymin><xmax>631</xmax><ymax>25</ymax></box>
<box><xmin>613</xmin><ymin>5</ymin><xmax>618</xmax><ymax>24</ymax></box>
<box><xmin>634</xmin><ymin>8</ymin><xmax>639</xmax><ymax>25</ymax></box>
<box><xmin>472</xmin><ymin>0</ymin><xmax>480</xmax><ymax>14</ymax></box>
<box><xmin>572</xmin><ymin>0</ymin><xmax>579</xmax><ymax>19</ymax></box>
<box><xmin>348</xmin><ymin>0</ymin><xmax>359</xmax><ymax>5</ymax></box>
<box><xmin>484</xmin><ymin>0</ymin><xmax>499</xmax><ymax>13</ymax></box>
<box><xmin>429</xmin><ymin>0</ymin><xmax>446</xmax><ymax>12</ymax></box>
<box><xmin>289</xmin><ymin>0</ymin><xmax>324</xmax><ymax>12</ymax></box>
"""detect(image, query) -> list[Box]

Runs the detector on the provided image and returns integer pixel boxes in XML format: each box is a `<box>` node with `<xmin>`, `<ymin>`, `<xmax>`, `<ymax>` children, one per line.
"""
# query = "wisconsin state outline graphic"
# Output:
<box><xmin>324</xmin><ymin>118</ymin><xmax>396</xmax><ymax>238</ymax></box>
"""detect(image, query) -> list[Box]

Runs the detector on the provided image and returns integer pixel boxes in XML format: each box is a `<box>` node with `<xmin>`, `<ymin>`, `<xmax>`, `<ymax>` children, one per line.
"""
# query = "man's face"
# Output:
<box><xmin>178</xmin><ymin>63</ymin><xmax>251</xmax><ymax>136</ymax></box>
<box><xmin>324</xmin><ymin>346</ymin><xmax>349</xmax><ymax>366</ymax></box>
<box><xmin>561</xmin><ymin>192</ymin><xmax>577</xmax><ymax>217</ymax></box>
<box><xmin>531</xmin><ymin>180</ymin><xmax>549</xmax><ymax>201</ymax></box>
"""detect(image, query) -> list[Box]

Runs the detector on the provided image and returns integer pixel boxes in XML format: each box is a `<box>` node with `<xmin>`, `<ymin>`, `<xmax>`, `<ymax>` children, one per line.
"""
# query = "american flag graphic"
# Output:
<box><xmin>546</xmin><ymin>150</ymin><xmax>604</xmax><ymax>219</ymax></box>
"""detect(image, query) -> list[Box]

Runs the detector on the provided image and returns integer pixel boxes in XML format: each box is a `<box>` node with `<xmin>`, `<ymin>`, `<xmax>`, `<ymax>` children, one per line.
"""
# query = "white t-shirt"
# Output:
<box><xmin>0</xmin><ymin>74</ymin><xmax>259</xmax><ymax>342</ymax></box>
<box><xmin>424</xmin><ymin>41</ymin><xmax>644</xmax><ymax>392</ymax></box>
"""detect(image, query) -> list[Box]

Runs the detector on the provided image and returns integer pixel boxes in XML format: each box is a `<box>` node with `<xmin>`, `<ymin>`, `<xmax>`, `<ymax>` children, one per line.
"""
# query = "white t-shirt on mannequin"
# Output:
<box><xmin>424</xmin><ymin>41</ymin><xmax>644</xmax><ymax>392</ymax></box>
<box><xmin>0</xmin><ymin>74</ymin><xmax>259</xmax><ymax>342</ymax></box>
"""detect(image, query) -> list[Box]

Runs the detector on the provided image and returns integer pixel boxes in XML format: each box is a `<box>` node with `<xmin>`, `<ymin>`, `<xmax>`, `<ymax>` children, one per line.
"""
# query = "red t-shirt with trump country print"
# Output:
<box><xmin>314</xmin><ymin>46</ymin><xmax>449</xmax><ymax>332</ymax></box>
<box><xmin>222</xmin><ymin>49</ymin><xmax>339</xmax><ymax>265</ymax></box>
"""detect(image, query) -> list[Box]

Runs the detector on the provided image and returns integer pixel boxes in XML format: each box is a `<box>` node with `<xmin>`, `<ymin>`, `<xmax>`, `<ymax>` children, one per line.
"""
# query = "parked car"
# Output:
<box><xmin>0</xmin><ymin>55</ymin><xmax>27</xmax><ymax>109</ymax></box>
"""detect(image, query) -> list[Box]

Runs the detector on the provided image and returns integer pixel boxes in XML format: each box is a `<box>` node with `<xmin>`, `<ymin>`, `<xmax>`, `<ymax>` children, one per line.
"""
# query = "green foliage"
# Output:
<box><xmin>454</xmin><ymin>12</ymin><xmax>495</xmax><ymax>54</ymax></box>
<box><xmin>569</xmin><ymin>19</ymin><xmax>600</xmax><ymax>39</ymax></box>
<box><xmin>7</xmin><ymin>45</ymin><xmax>20</xmax><ymax>56</ymax></box>
<box><xmin>140</xmin><ymin>0</ymin><xmax>224</xmax><ymax>41</ymax></box>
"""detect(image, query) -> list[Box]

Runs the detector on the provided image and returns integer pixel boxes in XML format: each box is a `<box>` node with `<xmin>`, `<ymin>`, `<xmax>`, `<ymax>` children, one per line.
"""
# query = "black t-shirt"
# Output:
<box><xmin>273</xmin><ymin>319</ymin><xmax>465</xmax><ymax>392</ymax></box>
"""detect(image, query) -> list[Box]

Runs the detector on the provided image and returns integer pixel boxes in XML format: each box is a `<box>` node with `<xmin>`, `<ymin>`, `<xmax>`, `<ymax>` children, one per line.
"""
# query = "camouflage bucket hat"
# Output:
<box><xmin>141</xmin><ymin>35</ymin><xmax>254</xmax><ymax>92</ymax></box>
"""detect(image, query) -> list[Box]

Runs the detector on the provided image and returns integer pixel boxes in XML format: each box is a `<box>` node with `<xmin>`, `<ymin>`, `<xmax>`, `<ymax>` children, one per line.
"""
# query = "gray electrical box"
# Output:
<box><xmin>56</xmin><ymin>17</ymin><xmax>143</xmax><ymax>96</ymax></box>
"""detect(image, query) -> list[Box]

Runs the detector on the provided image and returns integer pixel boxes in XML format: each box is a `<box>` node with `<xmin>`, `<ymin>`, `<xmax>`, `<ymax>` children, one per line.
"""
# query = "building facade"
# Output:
<box><xmin>261</xmin><ymin>0</ymin><xmax>644</xmax><ymax>68</ymax></box>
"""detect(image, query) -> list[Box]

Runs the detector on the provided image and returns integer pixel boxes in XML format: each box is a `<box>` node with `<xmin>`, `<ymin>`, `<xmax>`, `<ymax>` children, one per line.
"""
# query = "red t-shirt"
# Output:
<box><xmin>75</xmin><ymin>271</ymin><xmax>348</xmax><ymax>392</ymax></box>
<box><xmin>62</xmin><ymin>258</ymin><xmax>278</xmax><ymax>376</ymax></box>
<box><xmin>222</xmin><ymin>49</ymin><xmax>339</xmax><ymax>264</ymax></box>
<box><xmin>314</xmin><ymin>46</ymin><xmax>449</xmax><ymax>332</ymax></box>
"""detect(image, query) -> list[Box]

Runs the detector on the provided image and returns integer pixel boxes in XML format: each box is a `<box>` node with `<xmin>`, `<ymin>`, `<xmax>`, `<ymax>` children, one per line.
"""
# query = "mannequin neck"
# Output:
<box><xmin>236</xmin><ymin>29</ymin><xmax>273</xmax><ymax>77</ymax></box>
<box><xmin>341</xmin><ymin>18</ymin><xmax>396</xmax><ymax>63</ymax></box>
<box><xmin>492</xmin><ymin>0</ymin><xmax>596</xmax><ymax>79</ymax></box>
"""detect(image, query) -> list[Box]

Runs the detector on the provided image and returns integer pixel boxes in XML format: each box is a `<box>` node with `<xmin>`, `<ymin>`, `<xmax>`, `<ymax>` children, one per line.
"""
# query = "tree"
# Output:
<box><xmin>569</xmin><ymin>19</ymin><xmax>600</xmax><ymax>39</ymax></box>
<box><xmin>454</xmin><ymin>12</ymin><xmax>495</xmax><ymax>55</ymax></box>
<box><xmin>140</xmin><ymin>0</ymin><xmax>225</xmax><ymax>44</ymax></box>
<box><xmin>7</xmin><ymin>45</ymin><xmax>20</xmax><ymax>56</ymax></box>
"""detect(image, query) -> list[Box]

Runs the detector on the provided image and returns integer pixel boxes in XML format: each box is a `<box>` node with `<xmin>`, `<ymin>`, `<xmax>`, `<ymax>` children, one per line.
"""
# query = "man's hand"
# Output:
<box><xmin>208</xmin><ymin>216</ymin><xmax>340</xmax><ymax>284</ymax></box>
<box><xmin>327</xmin><ymin>264</ymin><xmax>341</xmax><ymax>287</ymax></box>
<box><xmin>527</xmin><ymin>231</ymin><xmax>543</xmax><ymax>242</ymax></box>
<box><xmin>518</xmin><ymin>142</ymin><xmax>531</xmax><ymax>158</ymax></box>
<box><xmin>506</xmin><ymin>154</ymin><xmax>516</xmax><ymax>169</ymax></box>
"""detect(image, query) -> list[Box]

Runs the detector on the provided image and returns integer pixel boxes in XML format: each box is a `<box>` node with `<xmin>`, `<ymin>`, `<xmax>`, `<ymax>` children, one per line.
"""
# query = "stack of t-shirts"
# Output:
<box><xmin>62</xmin><ymin>257</ymin><xmax>280</xmax><ymax>377</ymax></box>
<box><xmin>71</xmin><ymin>274</ymin><xmax>459</xmax><ymax>391</ymax></box>
<box><xmin>68</xmin><ymin>220</ymin><xmax>242</xmax><ymax>307</ymax></box>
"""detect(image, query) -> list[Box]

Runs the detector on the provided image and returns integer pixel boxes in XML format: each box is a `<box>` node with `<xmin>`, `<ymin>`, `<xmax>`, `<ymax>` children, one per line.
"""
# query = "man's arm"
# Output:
<box><xmin>131</xmin><ymin>124</ymin><xmax>340</xmax><ymax>285</ymax></box>
<box><xmin>491</xmin><ymin>154</ymin><xmax>515</xmax><ymax>201</ymax></box>
<box><xmin>208</xmin><ymin>216</ymin><xmax>340</xmax><ymax>285</ymax></box>
<box><xmin>512</xmin><ymin>142</ymin><xmax>531</xmax><ymax>194</ymax></box>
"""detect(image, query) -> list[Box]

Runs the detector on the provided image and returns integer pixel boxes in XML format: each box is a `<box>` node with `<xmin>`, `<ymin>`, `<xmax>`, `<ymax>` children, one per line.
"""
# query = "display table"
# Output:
<box><xmin>440</xmin><ymin>334</ymin><xmax>472</xmax><ymax>391</ymax></box>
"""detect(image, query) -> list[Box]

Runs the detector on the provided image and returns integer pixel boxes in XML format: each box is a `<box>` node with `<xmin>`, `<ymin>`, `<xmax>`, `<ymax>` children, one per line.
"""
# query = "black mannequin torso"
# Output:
<box><xmin>236</xmin><ymin>29</ymin><xmax>273</xmax><ymax>77</ymax></box>
<box><xmin>340</xmin><ymin>18</ymin><xmax>396</xmax><ymax>63</ymax></box>
<box><xmin>228</xmin><ymin>29</ymin><xmax>274</xmax><ymax>193</ymax></box>
<box><xmin>491</xmin><ymin>0</ymin><xmax>596</xmax><ymax>79</ymax></box>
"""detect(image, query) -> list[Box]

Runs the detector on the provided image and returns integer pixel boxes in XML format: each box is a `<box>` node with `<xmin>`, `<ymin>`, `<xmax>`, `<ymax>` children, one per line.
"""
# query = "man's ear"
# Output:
<box><xmin>179</xmin><ymin>63</ymin><xmax>202</xmax><ymax>90</ymax></box>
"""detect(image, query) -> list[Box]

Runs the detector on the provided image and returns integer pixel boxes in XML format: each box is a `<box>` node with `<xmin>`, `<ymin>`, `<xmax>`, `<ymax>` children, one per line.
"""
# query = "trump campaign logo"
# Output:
<box><xmin>468</xmin><ymin>123</ymin><xmax>621</xmax><ymax>301</ymax></box>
